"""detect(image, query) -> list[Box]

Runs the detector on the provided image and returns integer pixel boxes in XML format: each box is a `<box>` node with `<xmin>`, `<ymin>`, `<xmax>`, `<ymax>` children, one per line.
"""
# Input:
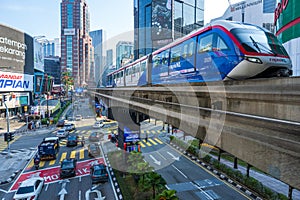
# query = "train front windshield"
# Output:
<box><xmin>231</xmin><ymin>28</ymin><xmax>289</xmax><ymax>57</ymax></box>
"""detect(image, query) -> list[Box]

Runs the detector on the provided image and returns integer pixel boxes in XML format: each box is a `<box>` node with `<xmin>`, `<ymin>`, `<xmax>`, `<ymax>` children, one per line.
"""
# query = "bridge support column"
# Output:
<box><xmin>218</xmin><ymin>149</ymin><xmax>223</xmax><ymax>162</ymax></box>
<box><xmin>167</xmin><ymin>124</ymin><xmax>170</xmax><ymax>133</ymax></box>
<box><xmin>246</xmin><ymin>164</ymin><xmax>251</xmax><ymax>177</ymax></box>
<box><xmin>288</xmin><ymin>186</ymin><xmax>293</xmax><ymax>200</ymax></box>
<box><xmin>149</xmin><ymin>117</ymin><xmax>151</xmax><ymax>123</ymax></box>
<box><xmin>234</xmin><ymin>157</ymin><xmax>238</xmax><ymax>169</ymax></box>
<box><xmin>136</xmin><ymin>112</ymin><xmax>140</xmax><ymax>124</ymax></box>
<box><xmin>171</xmin><ymin>126</ymin><xmax>174</xmax><ymax>135</ymax></box>
<box><xmin>155</xmin><ymin>119</ymin><xmax>156</xmax><ymax>125</ymax></box>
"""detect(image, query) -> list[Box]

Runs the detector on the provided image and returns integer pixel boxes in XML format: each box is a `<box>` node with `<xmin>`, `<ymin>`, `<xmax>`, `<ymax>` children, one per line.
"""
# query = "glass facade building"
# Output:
<box><xmin>116</xmin><ymin>41</ymin><xmax>134</xmax><ymax>69</ymax></box>
<box><xmin>90</xmin><ymin>30</ymin><xmax>103</xmax><ymax>86</ymax></box>
<box><xmin>44</xmin><ymin>56</ymin><xmax>61</xmax><ymax>84</ymax></box>
<box><xmin>134</xmin><ymin>0</ymin><xmax>204</xmax><ymax>59</ymax></box>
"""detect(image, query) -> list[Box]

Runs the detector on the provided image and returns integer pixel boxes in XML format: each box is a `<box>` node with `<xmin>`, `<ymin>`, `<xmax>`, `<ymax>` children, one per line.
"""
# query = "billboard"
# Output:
<box><xmin>152</xmin><ymin>0</ymin><xmax>172</xmax><ymax>41</ymax></box>
<box><xmin>275</xmin><ymin>0</ymin><xmax>300</xmax><ymax>43</ymax></box>
<box><xmin>64</xmin><ymin>28</ymin><xmax>75</xmax><ymax>35</ymax></box>
<box><xmin>0</xmin><ymin>71</ymin><xmax>33</xmax><ymax>92</ymax></box>
<box><xmin>0</xmin><ymin>24</ymin><xmax>29</xmax><ymax>73</ymax></box>
<box><xmin>34</xmin><ymin>40</ymin><xmax>44</xmax><ymax>72</ymax></box>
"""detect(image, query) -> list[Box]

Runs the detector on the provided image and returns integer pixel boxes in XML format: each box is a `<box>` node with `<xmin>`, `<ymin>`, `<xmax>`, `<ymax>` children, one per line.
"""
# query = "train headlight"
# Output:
<box><xmin>245</xmin><ymin>57</ymin><xmax>262</xmax><ymax>64</ymax></box>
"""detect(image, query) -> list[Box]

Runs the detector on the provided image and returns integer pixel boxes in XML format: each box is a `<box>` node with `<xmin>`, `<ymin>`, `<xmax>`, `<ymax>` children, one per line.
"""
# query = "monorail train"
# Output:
<box><xmin>106</xmin><ymin>20</ymin><xmax>292</xmax><ymax>87</ymax></box>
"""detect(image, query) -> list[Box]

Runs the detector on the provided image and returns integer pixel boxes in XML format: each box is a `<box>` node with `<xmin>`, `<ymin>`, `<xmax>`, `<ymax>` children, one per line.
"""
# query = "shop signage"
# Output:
<box><xmin>0</xmin><ymin>71</ymin><xmax>33</xmax><ymax>91</ymax></box>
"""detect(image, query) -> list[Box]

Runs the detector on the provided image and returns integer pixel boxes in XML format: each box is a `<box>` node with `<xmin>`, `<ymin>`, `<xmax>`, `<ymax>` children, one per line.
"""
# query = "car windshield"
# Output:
<box><xmin>68</xmin><ymin>136</ymin><xmax>76</xmax><ymax>140</ymax></box>
<box><xmin>16</xmin><ymin>186</ymin><xmax>34</xmax><ymax>194</ymax></box>
<box><xmin>94</xmin><ymin>169</ymin><xmax>106</xmax><ymax>175</ymax></box>
<box><xmin>61</xmin><ymin>162</ymin><xmax>74</xmax><ymax>169</ymax></box>
<box><xmin>58</xmin><ymin>130</ymin><xmax>65</xmax><ymax>133</ymax></box>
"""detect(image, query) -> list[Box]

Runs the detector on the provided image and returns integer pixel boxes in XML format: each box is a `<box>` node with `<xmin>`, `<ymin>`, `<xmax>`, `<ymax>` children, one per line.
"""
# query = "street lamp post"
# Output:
<box><xmin>3</xmin><ymin>101</ymin><xmax>11</xmax><ymax>158</ymax></box>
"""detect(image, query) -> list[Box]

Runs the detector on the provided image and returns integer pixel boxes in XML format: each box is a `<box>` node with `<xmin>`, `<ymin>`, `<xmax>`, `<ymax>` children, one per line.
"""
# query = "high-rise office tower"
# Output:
<box><xmin>90</xmin><ymin>30</ymin><xmax>103</xmax><ymax>86</ymax></box>
<box><xmin>116</xmin><ymin>41</ymin><xmax>134</xmax><ymax>69</ymax></box>
<box><xmin>60</xmin><ymin>0</ymin><xmax>94</xmax><ymax>88</ymax></box>
<box><xmin>134</xmin><ymin>0</ymin><xmax>204</xmax><ymax>59</ymax></box>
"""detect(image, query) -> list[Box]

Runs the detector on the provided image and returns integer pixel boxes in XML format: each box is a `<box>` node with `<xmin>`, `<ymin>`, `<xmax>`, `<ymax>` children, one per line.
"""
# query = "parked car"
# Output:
<box><xmin>75</xmin><ymin>115</ymin><xmax>82</xmax><ymax>121</ymax></box>
<box><xmin>13</xmin><ymin>177</ymin><xmax>44</xmax><ymax>200</ymax></box>
<box><xmin>90</xmin><ymin>163</ymin><xmax>108</xmax><ymax>184</ymax></box>
<box><xmin>60</xmin><ymin>158</ymin><xmax>77</xmax><ymax>178</ymax></box>
<box><xmin>88</xmin><ymin>143</ymin><xmax>100</xmax><ymax>157</ymax></box>
<box><xmin>64</xmin><ymin>123</ymin><xmax>75</xmax><ymax>132</ymax></box>
<box><xmin>56</xmin><ymin>119</ymin><xmax>65</xmax><ymax>127</ymax></box>
<box><xmin>93</xmin><ymin>121</ymin><xmax>104</xmax><ymax>129</ymax></box>
<box><xmin>88</xmin><ymin>132</ymin><xmax>101</xmax><ymax>142</ymax></box>
<box><xmin>56</xmin><ymin>128</ymin><xmax>69</xmax><ymax>138</ymax></box>
<box><xmin>66</xmin><ymin>135</ymin><xmax>78</xmax><ymax>147</ymax></box>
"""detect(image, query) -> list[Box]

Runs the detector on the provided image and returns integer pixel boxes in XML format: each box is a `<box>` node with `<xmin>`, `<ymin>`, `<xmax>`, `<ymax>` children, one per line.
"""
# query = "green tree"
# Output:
<box><xmin>144</xmin><ymin>172</ymin><xmax>166</xmax><ymax>199</ymax></box>
<box><xmin>61</xmin><ymin>71</ymin><xmax>74</xmax><ymax>96</ymax></box>
<box><xmin>157</xmin><ymin>190</ymin><xmax>178</xmax><ymax>200</ymax></box>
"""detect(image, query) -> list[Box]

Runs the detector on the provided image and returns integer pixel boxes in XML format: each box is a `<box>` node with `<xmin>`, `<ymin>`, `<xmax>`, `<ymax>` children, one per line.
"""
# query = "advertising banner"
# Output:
<box><xmin>0</xmin><ymin>71</ymin><xmax>33</xmax><ymax>91</ymax></box>
<box><xmin>275</xmin><ymin>0</ymin><xmax>300</xmax><ymax>43</ymax></box>
<box><xmin>34</xmin><ymin>40</ymin><xmax>44</xmax><ymax>72</ymax></box>
<box><xmin>0</xmin><ymin>24</ymin><xmax>28</xmax><ymax>73</ymax></box>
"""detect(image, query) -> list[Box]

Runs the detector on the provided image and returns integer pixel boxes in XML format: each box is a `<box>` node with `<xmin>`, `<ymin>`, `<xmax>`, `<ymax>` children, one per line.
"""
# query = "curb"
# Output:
<box><xmin>170</xmin><ymin>142</ymin><xmax>263</xmax><ymax>200</ymax></box>
<box><xmin>104</xmin><ymin>154</ymin><xmax>123</xmax><ymax>200</ymax></box>
<box><xmin>0</xmin><ymin>169</ymin><xmax>21</xmax><ymax>185</ymax></box>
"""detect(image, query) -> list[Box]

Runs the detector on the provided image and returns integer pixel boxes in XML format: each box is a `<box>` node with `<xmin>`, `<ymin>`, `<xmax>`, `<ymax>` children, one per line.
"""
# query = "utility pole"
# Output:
<box><xmin>3</xmin><ymin>98</ymin><xmax>11</xmax><ymax>158</ymax></box>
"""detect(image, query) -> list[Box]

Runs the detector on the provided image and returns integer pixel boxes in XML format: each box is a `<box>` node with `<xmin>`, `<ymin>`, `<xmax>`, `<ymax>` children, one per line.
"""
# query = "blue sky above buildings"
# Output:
<box><xmin>0</xmin><ymin>0</ymin><xmax>241</xmax><ymax>40</ymax></box>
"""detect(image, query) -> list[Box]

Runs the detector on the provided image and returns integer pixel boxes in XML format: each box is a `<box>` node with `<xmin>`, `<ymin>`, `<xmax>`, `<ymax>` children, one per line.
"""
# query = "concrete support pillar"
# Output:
<box><xmin>246</xmin><ymin>164</ymin><xmax>251</xmax><ymax>177</ymax></box>
<box><xmin>288</xmin><ymin>186</ymin><xmax>293</xmax><ymax>200</ymax></box>
<box><xmin>136</xmin><ymin>112</ymin><xmax>139</xmax><ymax>124</ymax></box>
<box><xmin>234</xmin><ymin>157</ymin><xmax>238</xmax><ymax>169</ymax></box>
<box><xmin>167</xmin><ymin>124</ymin><xmax>170</xmax><ymax>133</ymax></box>
<box><xmin>155</xmin><ymin>119</ymin><xmax>157</xmax><ymax>125</ymax></box>
<box><xmin>149</xmin><ymin>117</ymin><xmax>151</xmax><ymax>123</ymax></box>
<box><xmin>218</xmin><ymin>149</ymin><xmax>223</xmax><ymax>162</ymax></box>
<box><xmin>171</xmin><ymin>126</ymin><xmax>174</xmax><ymax>135</ymax></box>
<box><xmin>162</xmin><ymin>122</ymin><xmax>165</xmax><ymax>130</ymax></box>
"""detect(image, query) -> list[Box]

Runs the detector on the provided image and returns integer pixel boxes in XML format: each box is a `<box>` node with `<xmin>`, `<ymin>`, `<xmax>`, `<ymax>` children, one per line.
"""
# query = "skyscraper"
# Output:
<box><xmin>60</xmin><ymin>0</ymin><xmax>94</xmax><ymax>88</ymax></box>
<box><xmin>90</xmin><ymin>30</ymin><xmax>103</xmax><ymax>86</ymax></box>
<box><xmin>134</xmin><ymin>0</ymin><xmax>204</xmax><ymax>59</ymax></box>
<box><xmin>116</xmin><ymin>41</ymin><xmax>134</xmax><ymax>69</ymax></box>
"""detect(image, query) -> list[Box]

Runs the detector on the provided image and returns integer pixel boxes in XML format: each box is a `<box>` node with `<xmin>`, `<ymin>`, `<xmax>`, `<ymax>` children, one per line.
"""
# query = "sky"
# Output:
<box><xmin>0</xmin><ymin>0</ymin><xmax>242</xmax><ymax>40</ymax></box>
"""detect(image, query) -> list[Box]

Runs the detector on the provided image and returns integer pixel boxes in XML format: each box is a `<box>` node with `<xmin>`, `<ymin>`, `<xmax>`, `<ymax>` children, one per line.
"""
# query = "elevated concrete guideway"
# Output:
<box><xmin>90</xmin><ymin>77</ymin><xmax>300</xmax><ymax>190</ymax></box>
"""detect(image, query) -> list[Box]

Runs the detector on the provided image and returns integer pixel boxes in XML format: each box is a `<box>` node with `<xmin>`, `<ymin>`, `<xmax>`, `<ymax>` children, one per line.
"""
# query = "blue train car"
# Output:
<box><xmin>107</xmin><ymin>20</ymin><xmax>292</xmax><ymax>87</ymax></box>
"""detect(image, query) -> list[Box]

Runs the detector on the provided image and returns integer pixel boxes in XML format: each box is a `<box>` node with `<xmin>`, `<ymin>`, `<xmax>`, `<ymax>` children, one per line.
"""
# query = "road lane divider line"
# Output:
<box><xmin>171</xmin><ymin>164</ymin><xmax>187</xmax><ymax>179</ymax></box>
<box><xmin>27</xmin><ymin>159</ymin><xmax>34</xmax><ymax>168</ymax></box>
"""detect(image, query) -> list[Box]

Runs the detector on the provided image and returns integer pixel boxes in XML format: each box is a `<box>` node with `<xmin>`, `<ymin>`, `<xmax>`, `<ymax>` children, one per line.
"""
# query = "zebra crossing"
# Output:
<box><xmin>26</xmin><ymin>147</ymin><xmax>87</xmax><ymax>169</ymax></box>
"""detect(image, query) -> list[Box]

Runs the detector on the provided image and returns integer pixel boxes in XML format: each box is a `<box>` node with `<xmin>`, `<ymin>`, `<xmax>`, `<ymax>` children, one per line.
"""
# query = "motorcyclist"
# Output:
<box><xmin>33</xmin><ymin>154</ymin><xmax>40</xmax><ymax>170</ymax></box>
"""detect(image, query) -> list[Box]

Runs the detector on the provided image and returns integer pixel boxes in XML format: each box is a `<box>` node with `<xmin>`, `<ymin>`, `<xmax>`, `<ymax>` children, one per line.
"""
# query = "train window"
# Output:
<box><xmin>214</xmin><ymin>35</ymin><xmax>229</xmax><ymax>51</ymax></box>
<box><xmin>136</xmin><ymin>63</ymin><xmax>140</xmax><ymax>73</ymax></box>
<box><xmin>121</xmin><ymin>71</ymin><xmax>124</xmax><ymax>77</ymax></box>
<box><xmin>133</xmin><ymin>66</ymin><xmax>136</xmax><ymax>74</ymax></box>
<box><xmin>141</xmin><ymin>62</ymin><xmax>146</xmax><ymax>71</ymax></box>
<box><xmin>153</xmin><ymin>54</ymin><xmax>161</xmax><ymax>67</ymax></box>
<box><xmin>171</xmin><ymin>45</ymin><xmax>181</xmax><ymax>63</ymax></box>
<box><xmin>198</xmin><ymin>34</ymin><xmax>213</xmax><ymax>53</ymax></box>
<box><xmin>188</xmin><ymin>41</ymin><xmax>195</xmax><ymax>57</ymax></box>
<box><xmin>162</xmin><ymin>50</ymin><xmax>169</xmax><ymax>65</ymax></box>
<box><xmin>183</xmin><ymin>44</ymin><xmax>188</xmax><ymax>58</ymax></box>
<box><xmin>126</xmin><ymin>68</ymin><xmax>129</xmax><ymax>76</ymax></box>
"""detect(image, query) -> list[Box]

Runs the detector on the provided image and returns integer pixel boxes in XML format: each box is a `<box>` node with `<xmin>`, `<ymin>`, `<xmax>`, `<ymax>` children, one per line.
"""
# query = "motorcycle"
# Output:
<box><xmin>34</xmin><ymin>155</ymin><xmax>40</xmax><ymax>170</ymax></box>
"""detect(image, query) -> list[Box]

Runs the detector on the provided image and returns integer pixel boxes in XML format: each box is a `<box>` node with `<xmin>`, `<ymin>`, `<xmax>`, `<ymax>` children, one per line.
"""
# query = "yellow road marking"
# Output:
<box><xmin>79</xmin><ymin>149</ymin><xmax>85</xmax><ymax>159</ymax></box>
<box><xmin>70</xmin><ymin>151</ymin><xmax>76</xmax><ymax>158</ymax></box>
<box><xmin>148</xmin><ymin>138</ymin><xmax>157</xmax><ymax>145</ymax></box>
<box><xmin>39</xmin><ymin>161</ymin><xmax>45</xmax><ymax>167</ymax></box>
<box><xmin>27</xmin><ymin>159</ymin><xmax>34</xmax><ymax>168</ymax></box>
<box><xmin>139</xmin><ymin>142</ymin><xmax>146</xmax><ymax>148</ymax></box>
<box><xmin>154</xmin><ymin>138</ymin><xmax>163</xmax><ymax>144</ymax></box>
<box><xmin>151</xmin><ymin>130</ymin><xmax>156</xmax><ymax>134</ymax></box>
<box><xmin>143</xmin><ymin>139</ymin><xmax>152</xmax><ymax>146</ymax></box>
<box><xmin>49</xmin><ymin>159</ymin><xmax>56</xmax><ymax>165</ymax></box>
<box><xmin>141</xmin><ymin>130</ymin><xmax>145</xmax><ymax>134</ymax></box>
<box><xmin>60</xmin><ymin>152</ymin><xmax>67</xmax><ymax>162</ymax></box>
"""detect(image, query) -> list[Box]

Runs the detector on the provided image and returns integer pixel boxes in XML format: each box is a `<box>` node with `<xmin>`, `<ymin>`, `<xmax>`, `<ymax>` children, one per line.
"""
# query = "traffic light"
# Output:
<box><xmin>4</xmin><ymin>132</ymin><xmax>9</xmax><ymax>142</ymax></box>
<box><xmin>9</xmin><ymin>132</ymin><xmax>14</xmax><ymax>141</ymax></box>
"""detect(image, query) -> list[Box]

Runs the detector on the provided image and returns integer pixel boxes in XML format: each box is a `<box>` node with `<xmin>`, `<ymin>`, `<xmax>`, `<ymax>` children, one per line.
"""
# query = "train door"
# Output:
<box><xmin>195</xmin><ymin>32</ymin><xmax>219</xmax><ymax>82</ymax></box>
<box><xmin>211</xmin><ymin>31</ymin><xmax>237</xmax><ymax>79</ymax></box>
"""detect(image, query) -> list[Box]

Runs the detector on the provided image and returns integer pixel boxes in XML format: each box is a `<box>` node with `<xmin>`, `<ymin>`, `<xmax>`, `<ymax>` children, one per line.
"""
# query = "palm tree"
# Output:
<box><xmin>61</xmin><ymin>71</ymin><xmax>74</xmax><ymax>97</ymax></box>
<box><xmin>157</xmin><ymin>190</ymin><xmax>178</xmax><ymax>200</ymax></box>
<box><xmin>144</xmin><ymin>172</ymin><xmax>166</xmax><ymax>199</ymax></box>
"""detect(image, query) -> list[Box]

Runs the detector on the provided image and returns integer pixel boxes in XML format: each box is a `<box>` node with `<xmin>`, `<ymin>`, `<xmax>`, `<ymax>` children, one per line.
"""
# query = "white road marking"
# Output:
<box><xmin>171</xmin><ymin>164</ymin><xmax>187</xmax><ymax>179</ymax></box>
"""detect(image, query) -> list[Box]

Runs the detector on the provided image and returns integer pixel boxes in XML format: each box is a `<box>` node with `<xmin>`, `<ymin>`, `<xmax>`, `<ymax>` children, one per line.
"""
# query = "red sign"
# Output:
<box><xmin>10</xmin><ymin>158</ymin><xmax>104</xmax><ymax>191</ymax></box>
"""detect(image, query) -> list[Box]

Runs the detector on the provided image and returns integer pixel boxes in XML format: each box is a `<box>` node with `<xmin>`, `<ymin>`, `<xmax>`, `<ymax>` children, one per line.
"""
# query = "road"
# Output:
<box><xmin>0</xmin><ymin>98</ymin><xmax>115</xmax><ymax>200</ymax></box>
